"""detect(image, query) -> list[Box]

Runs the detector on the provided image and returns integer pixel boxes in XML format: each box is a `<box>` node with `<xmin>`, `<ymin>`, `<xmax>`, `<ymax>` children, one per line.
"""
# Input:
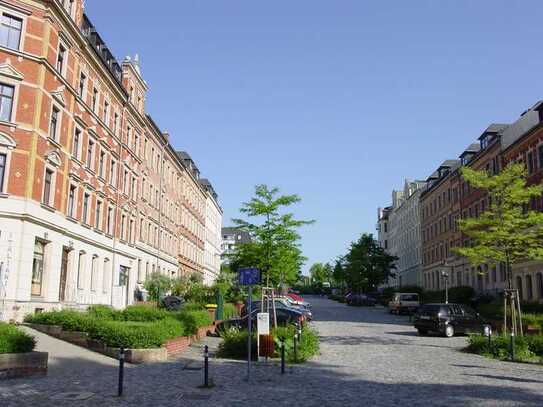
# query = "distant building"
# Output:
<box><xmin>199</xmin><ymin>179</ymin><xmax>223</xmax><ymax>285</ymax></box>
<box><xmin>221</xmin><ymin>227</ymin><xmax>252</xmax><ymax>264</ymax></box>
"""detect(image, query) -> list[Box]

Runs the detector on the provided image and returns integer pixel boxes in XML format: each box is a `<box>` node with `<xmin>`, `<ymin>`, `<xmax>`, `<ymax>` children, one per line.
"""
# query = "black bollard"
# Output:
<box><xmin>118</xmin><ymin>347</ymin><xmax>125</xmax><ymax>397</ymax></box>
<box><xmin>293</xmin><ymin>333</ymin><xmax>298</xmax><ymax>364</ymax></box>
<box><xmin>510</xmin><ymin>333</ymin><xmax>515</xmax><ymax>362</ymax></box>
<box><xmin>204</xmin><ymin>345</ymin><xmax>209</xmax><ymax>387</ymax></box>
<box><xmin>281</xmin><ymin>340</ymin><xmax>286</xmax><ymax>372</ymax></box>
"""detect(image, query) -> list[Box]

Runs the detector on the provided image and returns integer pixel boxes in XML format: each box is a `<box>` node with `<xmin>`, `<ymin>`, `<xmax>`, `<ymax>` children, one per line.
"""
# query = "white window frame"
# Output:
<box><xmin>66</xmin><ymin>182</ymin><xmax>77</xmax><ymax>218</ymax></box>
<box><xmin>0</xmin><ymin>7</ymin><xmax>27</xmax><ymax>52</ymax></box>
<box><xmin>0</xmin><ymin>132</ymin><xmax>15</xmax><ymax>195</ymax></box>
<box><xmin>48</xmin><ymin>102</ymin><xmax>62</xmax><ymax>142</ymax></box>
<box><xmin>56</xmin><ymin>40</ymin><xmax>68</xmax><ymax>77</ymax></box>
<box><xmin>86</xmin><ymin>137</ymin><xmax>95</xmax><ymax>171</ymax></box>
<box><xmin>42</xmin><ymin>165</ymin><xmax>56</xmax><ymax>207</ymax></box>
<box><xmin>72</xmin><ymin>126</ymin><xmax>82</xmax><ymax>160</ymax></box>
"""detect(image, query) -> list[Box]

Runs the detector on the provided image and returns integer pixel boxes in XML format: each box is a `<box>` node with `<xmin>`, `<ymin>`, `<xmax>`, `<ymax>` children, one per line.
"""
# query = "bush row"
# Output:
<box><xmin>222</xmin><ymin>303</ymin><xmax>238</xmax><ymax>320</ymax></box>
<box><xmin>24</xmin><ymin>306</ymin><xmax>214</xmax><ymax>349</ymax></box>
<box><xmin>217</xmin><ymin>325</ymin><xmax>319</xmax><ymax>363</ymax></box>
<box><xmin>0</xmin><ymin>322</ymin><xmax>36</xmax><ymax>354</ymax></box>
<box><xmin>466</xmin><ymin>334</ymin><xmax>543</xmax><ymax>362</ymax></box>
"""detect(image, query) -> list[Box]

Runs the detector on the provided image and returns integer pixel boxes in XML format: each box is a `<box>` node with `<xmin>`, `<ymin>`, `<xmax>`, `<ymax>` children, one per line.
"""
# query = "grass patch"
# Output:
<box><xmin>465</xmin><ymin>334</ymin><xmax>543</xmax><ymax>363</ymax></box>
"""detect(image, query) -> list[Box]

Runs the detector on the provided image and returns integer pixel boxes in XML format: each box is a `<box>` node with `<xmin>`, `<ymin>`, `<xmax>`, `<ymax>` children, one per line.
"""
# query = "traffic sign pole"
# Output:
<box><xmin>247</xmin><ymin>285</ymin><xmax>252</xmax><ymax>382</ymax></box>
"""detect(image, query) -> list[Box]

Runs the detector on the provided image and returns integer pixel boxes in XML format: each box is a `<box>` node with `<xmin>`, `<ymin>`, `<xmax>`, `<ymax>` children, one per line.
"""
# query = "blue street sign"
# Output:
<box><xmin>238</xmin><ymin>268</ymin><xmax>261</xmax><ymax>286</ymax></box>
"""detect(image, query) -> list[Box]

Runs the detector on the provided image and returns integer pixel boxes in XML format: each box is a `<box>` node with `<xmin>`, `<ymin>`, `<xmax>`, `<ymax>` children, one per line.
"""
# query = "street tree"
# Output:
<box><xmin>230</xmin><ymin>184</ymin><xmax>314</xmax><ymax>286</ymax></box>
<box><xmin>343</xmin><ymin>233</ymin><xmax>397</xmax><ymax>292</ymax></box>
<box><xmin>309</xmin><ymin>262</ymin><xmax>333</xmax><ymax>287</ymax></box>
<box><xmin>455</xmin><ymin>162</ymin><xmax>543</xmax><ymax>334</ymax></box>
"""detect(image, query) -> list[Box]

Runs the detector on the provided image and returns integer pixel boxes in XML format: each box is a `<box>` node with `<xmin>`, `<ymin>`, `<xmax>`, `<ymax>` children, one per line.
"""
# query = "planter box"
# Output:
<box><xmin>26</xmin><ymin>323</ymin><xmax>62</xmax><ymax>337</ymax></box>
<box><xmin>58</xmin><ymin>331</ymin><xmax>89</xmax><ymax>347</ymax></box>
<box><xmin>0</xmin><ymin>352</ymin><xmax>48</xmax><ymax>380</ymax></box>
<box><xmin>163</xmin><ymin>336</ymin><xmax>191</xmax><ymax>356</ymax></box>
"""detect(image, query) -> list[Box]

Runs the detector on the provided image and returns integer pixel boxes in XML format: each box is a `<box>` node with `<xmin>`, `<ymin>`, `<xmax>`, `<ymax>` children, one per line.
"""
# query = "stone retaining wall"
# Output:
<box><xmin>0</xmin><ymin>352</ymin><xmax>48</xmax><ymax>380</ymax></box>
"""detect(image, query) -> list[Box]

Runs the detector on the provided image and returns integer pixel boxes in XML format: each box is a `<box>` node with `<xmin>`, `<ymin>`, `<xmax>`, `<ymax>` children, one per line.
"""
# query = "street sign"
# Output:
<box><xmin>238</xmin><ymin>268</ymin><xmax>260</xmax><ymax>286</ymax></box>
<box><xmin>257</xmin><ymin>312</ymin><xmax>270</xmax><ymax>335</ymax></box>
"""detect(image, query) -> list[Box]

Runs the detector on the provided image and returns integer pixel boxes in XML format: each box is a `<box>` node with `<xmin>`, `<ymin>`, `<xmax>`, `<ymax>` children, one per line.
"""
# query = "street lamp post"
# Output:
<box><xmin>441</xmin><ymin>270</ymin><xmax>449</xmax><ymax>304</ymax></box>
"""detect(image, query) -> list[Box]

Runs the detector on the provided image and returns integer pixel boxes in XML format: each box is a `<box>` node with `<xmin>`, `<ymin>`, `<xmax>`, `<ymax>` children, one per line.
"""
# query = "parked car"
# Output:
<box><xmin>216</xmin><ymin>306</ymin><xmax>304</xmax><ymax>334</ymax></box>
<box><xmin>244</xmin><ymin>299</ymin><xmax>313</xmax><ymax>320</ymax></box>
<box><xmin>160</xmin><ymin>295</ymin><xmax>184</xmax><ymax>311</ymax></box>
<box><xmin>347</xmin><ymin>294</ymin><xmax>377</xmax><ymax>306</ymax></box>
<box><xmin>388</xmin><ymin>293</ymin><xmax>420</xmax><ymax>314</ymax></box>
<box><xmin>413</xmin><ymin>303</ymin><xmax>492</xmax><ymax>337</ymax></box>
<box><xmin>287</xmin><ymin>292</ymin><xmax>311</xmax><ymax>308</ymax></box>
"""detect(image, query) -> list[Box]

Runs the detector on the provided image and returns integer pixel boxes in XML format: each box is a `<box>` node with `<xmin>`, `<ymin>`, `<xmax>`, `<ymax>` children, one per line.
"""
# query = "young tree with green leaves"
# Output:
<box><xmin>230</xmin><ymin>185</ymin><xmax>314</xmax><ymax>287</ymax></box>
<box><xmin>343</xmin><ymin>233</ymin><xmax>397</xmax><ymax>292</ymax></box>
<box><xmin>455</xmin><ymin>162</ymin><xmax>543</xmax><ymax>335</ymax></box>
<box><xmin>455</xmin><ymin>163</ymin><xmax>543</xmax><ymax>289</ymax></box>
<box><xmin>309</xmin><ymin>262</ymin><xmax>333</xmax><ymax>287</ymax></box>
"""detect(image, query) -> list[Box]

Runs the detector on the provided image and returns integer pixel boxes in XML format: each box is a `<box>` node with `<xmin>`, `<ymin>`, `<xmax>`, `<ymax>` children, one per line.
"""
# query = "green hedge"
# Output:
<box><xmin>216</xmin><ymin>327</ymin><xmax>256</xmax><ymax>360</ymax></box>
<box><xmin>0</xmin><ymin>322</ymin><xmax>36</xmax><ymax>354</ymax></box>
<box><xmin>121</xmin><ymin>304</ymin><xmax>169</xmax><ymax>322</ymax></box>
<box><xmin>88</xmin><ymin>319</ymin><xmax>185</xmax><ymax>349</ymax></box>
<box><xmin>173</xmin><ymin>310</ymin><xmax>213</xmax><ymax>334</ymax></box>
<box><xmin>25</xmin><ymin>310</ymin><xmax>98</xmax><ymax>332</ymax></box>
<box><xmin>466</xmin><ymin>334</ymin><xmax>543</xmax><ymax>362</ymax></box>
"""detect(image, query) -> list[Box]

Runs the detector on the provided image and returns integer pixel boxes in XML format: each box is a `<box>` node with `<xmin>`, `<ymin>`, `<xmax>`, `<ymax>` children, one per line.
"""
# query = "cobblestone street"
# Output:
<box><xmin>2</xmin><ymin>297</ymin><xmax>543</xmax><ymax>406</ymax></box>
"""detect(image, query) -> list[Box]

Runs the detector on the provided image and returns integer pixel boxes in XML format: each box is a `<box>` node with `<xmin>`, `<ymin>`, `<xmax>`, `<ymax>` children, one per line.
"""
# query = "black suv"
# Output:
<box><xmin>413</xmin><ymin>303</ymin><xmax>492</xmax><ymax>337</ymax></box>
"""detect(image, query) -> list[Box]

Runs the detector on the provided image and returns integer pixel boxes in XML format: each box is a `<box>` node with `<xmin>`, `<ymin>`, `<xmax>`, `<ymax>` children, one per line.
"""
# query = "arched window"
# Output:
<box><xmin>526</xmin><ymin>275</ymin><xmax>533</xmax><ymax>301</ymax></box>
<box><xmin>90</xmin><ymin>255</ymin><xmax>98</xmax><ymax>291</ymax></box>
<box><xmin>516</xmin><ymin>276</ymin><xmax>523</xmax><ymax>301</ymax></box>
<box><xmin>77</xmin><ymin>251</ymin><xmax>86</xmax><ymax>289</ymax></box>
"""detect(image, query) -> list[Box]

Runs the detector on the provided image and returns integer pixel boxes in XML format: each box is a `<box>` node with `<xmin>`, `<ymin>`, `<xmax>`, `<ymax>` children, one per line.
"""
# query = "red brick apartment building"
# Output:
<box><xmin>0</xmin><ymin>0</ymin><xmax>220</xmax><ymax>321</ymax></box>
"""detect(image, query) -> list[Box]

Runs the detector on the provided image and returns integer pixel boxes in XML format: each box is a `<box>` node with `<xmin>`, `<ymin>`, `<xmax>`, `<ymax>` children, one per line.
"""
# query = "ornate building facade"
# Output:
<box><xmin>0</xmin><ymin>0</ymin><xmax>218</xmax><ymax>321</ymax></box>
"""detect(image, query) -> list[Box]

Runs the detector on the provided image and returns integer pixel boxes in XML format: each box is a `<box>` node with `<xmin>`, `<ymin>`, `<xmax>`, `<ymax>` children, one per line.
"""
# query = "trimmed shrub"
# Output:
<box><xmin>173</xmin><ymin>310</ymin><xmax>213</xmax><ymax>334</ymax></box>
<box><xmin>182</xmin><ymin>303</ymin><xmax>206</xmax><ymax>312</ymax></box>
<box><xmin>222</xmin><ymin>303</ymin><xmax>238</xmax><ymax>319</ymax></box>
<box><xmin>87</xmin><ymin>305</ymin><xmax>122</xmax><ymax>320</ymax></box>
<box><xmin>0</xmin><ymin>322</ymin><xmax>36</xmax><ymax>353</ymax></box>
<box><xmin>25</xmin><ymin>310</ymin><xmax>97</xmax><ymax>332</ymax></box>
<box><xmin>121</xmin><ymin>304</ymin><xmax>169</xmax><ymax>322</ymax></box>
<box><xmin>526</xmin><ymin>335</ymin><xmax>543</xmax><ymax>356</ymax></box>
<box><xmin>88</xmin><ymin>318</ymin><xmax>185</xmax><ymax>349</ymax></box>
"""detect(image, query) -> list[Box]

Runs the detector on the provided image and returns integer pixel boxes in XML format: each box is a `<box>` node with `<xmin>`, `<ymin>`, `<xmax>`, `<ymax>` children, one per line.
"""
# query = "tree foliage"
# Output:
<box><xmin>341</xmin><ymin>233</ymin><xmax>397</xmax><ymax>292</ymax></box>
<box><xmin>229</xmin><ymin>185</ymin><xmax>314</xmax><ymax>286</ymax></box>
<box><xmin>309</xmin><ymin>262</ymin><xmax>332</xmax><ymax>287</ymax></box>
<box><xmin>455</xmin><ymin>163</ymin><xmax>543</xmax><ymax>288</ymax></box>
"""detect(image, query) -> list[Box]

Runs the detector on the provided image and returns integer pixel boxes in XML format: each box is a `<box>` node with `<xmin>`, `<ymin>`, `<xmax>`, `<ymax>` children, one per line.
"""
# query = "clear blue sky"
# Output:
<box><xmin>87</xmin><ymin>1</ymin><xmax>543</xmax><ymax>275</ymax></box>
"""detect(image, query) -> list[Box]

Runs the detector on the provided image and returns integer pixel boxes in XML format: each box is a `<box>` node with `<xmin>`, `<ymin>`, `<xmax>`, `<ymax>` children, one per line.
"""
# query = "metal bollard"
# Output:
<box><xmin>510</xmin><ymin>333</ymin><xmax>515</xmax><ymax>362</ymax></box>
<box><xmin>281</xmin><ymin>340</ymin><xmax>286</xmax><ymax>373</ymax></box>
<box><xmin>118</xmin><ymin>347</ymin><xmax>125</xmax><ymax>397</ymax></box>
<box><xmin>293</xmin><ymin>333</ymin><xmax>298</xmax><ymax>364</ymax></box>
<box><xmin>204</xmin><ymin>345</ymin><xmax>209</xmax><ymax>387</ymax></box>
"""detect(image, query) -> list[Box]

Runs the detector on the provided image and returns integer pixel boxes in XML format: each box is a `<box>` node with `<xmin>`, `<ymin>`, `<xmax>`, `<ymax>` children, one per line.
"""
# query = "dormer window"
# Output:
<box><xmin>481</xmin><ymin>135</ymin><xmax>490</xmax><ymax>150</ymax></box>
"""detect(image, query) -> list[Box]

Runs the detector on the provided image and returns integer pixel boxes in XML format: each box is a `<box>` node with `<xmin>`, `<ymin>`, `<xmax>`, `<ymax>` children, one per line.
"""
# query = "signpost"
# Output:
<box><xmin>257</xmin><ymin>312</ymin><xmax>270</xmax><ymax>361</ymax></box>
<box><xmin>237</xmin><ymin>268</ymin><xmax>260</xmax><ymax>382</ymax></box>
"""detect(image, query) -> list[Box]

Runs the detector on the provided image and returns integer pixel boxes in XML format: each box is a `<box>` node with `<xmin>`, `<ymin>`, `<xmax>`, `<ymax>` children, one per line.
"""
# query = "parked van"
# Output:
<box><xmin>388</xmin><ymin>293</ymin><xmax>420</xmax><ymax>314</ymax></box>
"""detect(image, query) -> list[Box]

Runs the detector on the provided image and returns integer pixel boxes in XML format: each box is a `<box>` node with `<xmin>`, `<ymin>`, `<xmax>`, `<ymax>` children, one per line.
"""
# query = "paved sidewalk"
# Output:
<box><xmin>1</xmin><ymin>298</ymin><xmax>543</xmax><ymax>406</ymax></box>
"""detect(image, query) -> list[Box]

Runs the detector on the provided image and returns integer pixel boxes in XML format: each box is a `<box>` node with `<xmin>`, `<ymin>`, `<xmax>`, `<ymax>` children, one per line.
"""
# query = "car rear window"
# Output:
<box><xmin>400</xmin><ymin>294</ymin><xmax>419</xmax><ymax>301</ymax></box>
<box><xmin>418</xmin><ymin>305</ymin><xmax>443</xmax><ymax>315</ymax></box>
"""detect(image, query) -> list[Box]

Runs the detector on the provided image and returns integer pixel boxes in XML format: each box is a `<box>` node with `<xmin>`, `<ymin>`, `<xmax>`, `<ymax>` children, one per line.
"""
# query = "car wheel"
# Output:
<box><xmin>417</xmin><ymin>329</ymin><xmax>428</xmax><ymax>336</ymax></box>
<box><xmin>444</xmin><ymin>325</ymin><xmax>455</xmax><ymax>338</ymax></box>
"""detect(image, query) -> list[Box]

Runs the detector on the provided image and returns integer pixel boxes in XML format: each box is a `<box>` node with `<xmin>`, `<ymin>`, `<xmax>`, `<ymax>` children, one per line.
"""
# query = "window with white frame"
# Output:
<box><xmin>91</xmin><ymin>87</ymin><xmax>98</xmax><ymax>112</ymax></box>
<box><xmin>0</xmin><ymin>132</ymin><xmax>15</xmax><ymax>193</ymax></box>
<box><xmin>42</xmin><ymin>167</ymin><xmax>54</xmax><ymax>206</ymax></box>
<box><xmin>0</xmin><ymin>13</ymin><xmax>22</xmax><ymax>50</ymax></box>
<box><xmin>0</xmin><ymin>83</ymin><xmax>14</xmax><ymax>122</ymax></box>
<box><xmin>110</xmin><ymin>159</ymin><xmax>117</xmax><ymax>187</ymax></box>
<box><xmin>86</xmin><ymin>139</ymin><xmax>94</xmax><ymax>170</ymax></box>
<box><xmin>103</xmin><ymin>100</ymin><xmax>109</xmax><ymax>125</ymax></box>
<box><xmin>49</xmin><ymin>105</ymin><xmax>60</xmax><ymax>141</ymax></box>
<box><xmin>67</xmin><ymin>183</ymin><xmax>76</xmax><ymax>218</ymax></box>
<box><xmin>78</xmin><ymin>71</ymin><xmax>86</xmax><ymax>99</ymax></box>
<box><xmin>82</xmin><ymin>192</ymin><xmax>90</xmax><ymax>224</ymax></box>
<box><xmin>95</xmin><ymin>199</ymin><xmax>102</xmax><ymax>230</ymax></box>
<box><xmin>106</xmin><ymin>206</ymin><xmax>114</xmax><ymax>235</ymax></box>
<box><xmin>77</xmin><ymin>250</ymin><xmax>85</xmax><ymax>289</ymax></box>
<box><xmin>90</xmin><ymin>254</ymin><xmax>98</xmax><ymax>291</ymax></box>
<box><xmin>72</xmin><ymin>127</ymin><xmax>81</xmax><ymax>158</ymax></box>
<box><xmin>113</xmin><ymin>112</ymin><xmax>119</xmax><ymax>136</ymax></box>
<box><xmin>0</xmin><ymin>152</ymin><xmax>6</xmax><ymax>192</ymax></box>
<box><xmin>98</xmin><ymin>150</ymin><xmax>105</xmax><ymax>178</ymax></box>
<box><xmin>56</xmin><ymin>42</ymin><xmax>67</xmax><ymax>75</ymax></box>
<box><xmin>102</xmin><ymin>258</ymin><xmax>110</xmax><ymax>293</ymax></box>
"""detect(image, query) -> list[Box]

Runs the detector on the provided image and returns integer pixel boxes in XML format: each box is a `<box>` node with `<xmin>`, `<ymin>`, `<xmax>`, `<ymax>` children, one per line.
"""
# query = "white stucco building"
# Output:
<box><xmin>200</xmin><ymin>179</ymin><xmax>222</xmax><ymax>285</ymax></box>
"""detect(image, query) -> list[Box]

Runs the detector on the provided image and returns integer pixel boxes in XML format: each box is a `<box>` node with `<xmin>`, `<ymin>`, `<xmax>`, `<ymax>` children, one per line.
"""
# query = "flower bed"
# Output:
<box><xmin>24</xmin><ymin>305</ymin><xmax>215</xmax><ymax>363</ymax></box>
<box><xmin>0</xmin><ymin>322</ymin><xmax>47</xmax><ymax>380</ymax></box>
